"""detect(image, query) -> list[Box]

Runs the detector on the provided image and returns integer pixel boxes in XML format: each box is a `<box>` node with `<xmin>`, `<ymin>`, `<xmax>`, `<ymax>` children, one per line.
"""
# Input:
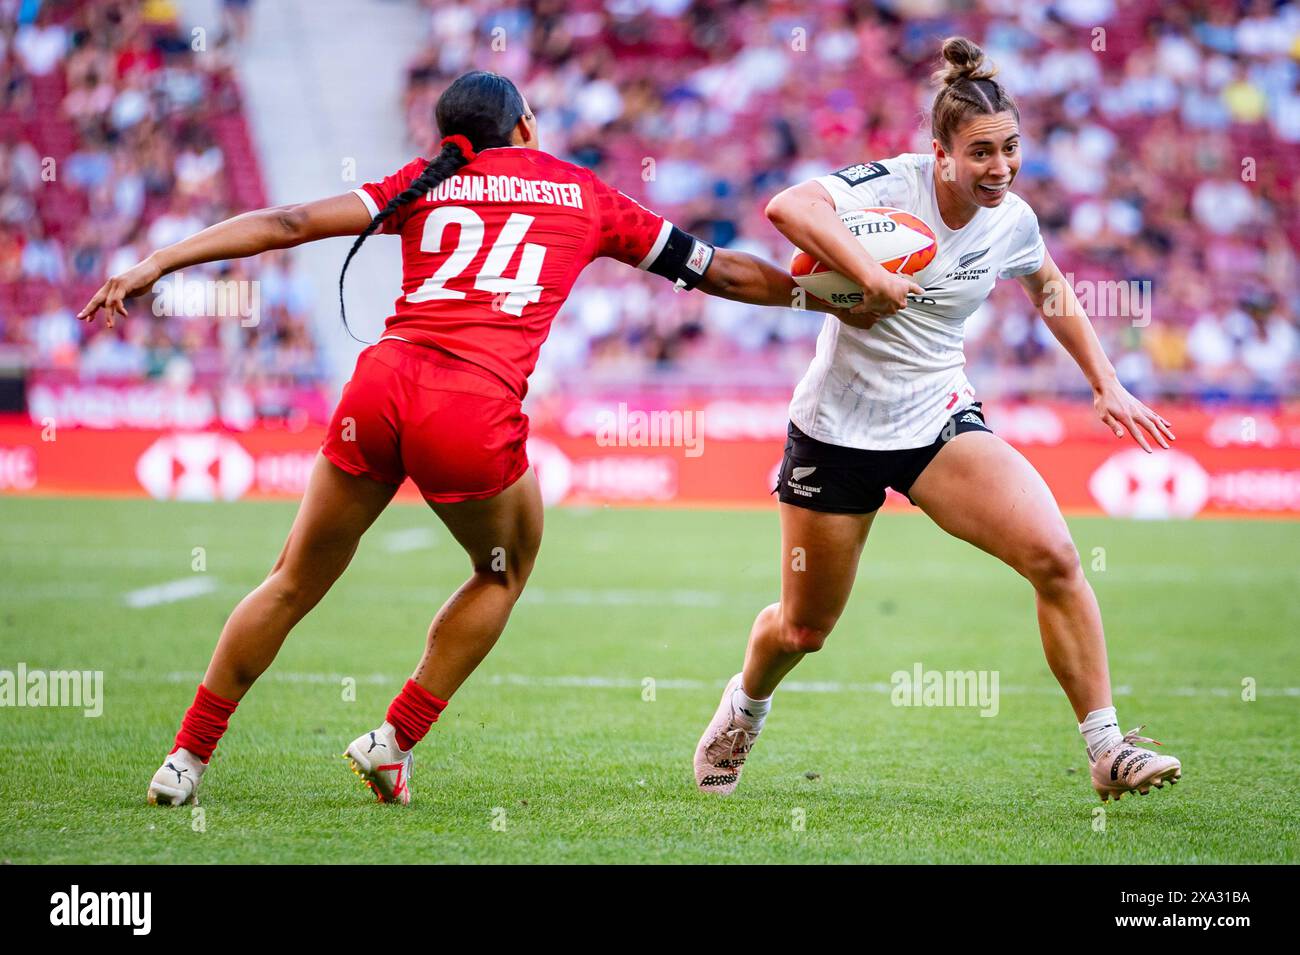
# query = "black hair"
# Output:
<box><xmin>338</xmin><ymin>70</ymin><xmax>528</xmax><ymax>340</ymax></box>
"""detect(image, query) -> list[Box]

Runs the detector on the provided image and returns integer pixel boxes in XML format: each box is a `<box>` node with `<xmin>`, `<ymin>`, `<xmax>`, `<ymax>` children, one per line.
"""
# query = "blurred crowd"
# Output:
<box><xmin>405</xmin><ymin>0</ymin><xmax>1299</xmax><ymax>401</ymax></box>
<box><xmin>0</xmin><ymin>0</ymin><xmax>324</xmax><ymax>402</ymax></box>
<box><xmin>1</xmin><ymin>0</ymin><xmax>1295</xmax><ymax>406</ymax></box>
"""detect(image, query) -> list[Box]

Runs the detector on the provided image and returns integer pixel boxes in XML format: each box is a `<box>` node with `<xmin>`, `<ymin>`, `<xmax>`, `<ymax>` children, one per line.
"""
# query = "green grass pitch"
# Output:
<box><xmin>1</xmin><ymin>496</ymin><xmax>1297</xmax><ymax>864</ymax></box>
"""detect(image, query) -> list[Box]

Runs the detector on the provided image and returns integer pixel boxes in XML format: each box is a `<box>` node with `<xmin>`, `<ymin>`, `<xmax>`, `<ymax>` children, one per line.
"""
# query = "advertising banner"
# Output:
<box><xmin>3</xmin><ymin>400</ymin><xmax>1299</xmax><ymax>519</ymax></box>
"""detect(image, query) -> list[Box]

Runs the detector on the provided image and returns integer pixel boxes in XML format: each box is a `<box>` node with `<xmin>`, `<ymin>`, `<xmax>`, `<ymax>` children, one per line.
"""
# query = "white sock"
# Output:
<box><xmin>732</xmin><ymin>681</ymin><xmax>771</xmax><ymax>726</ymax></box>
<box><xmin>1079</xmin><ymin>706</ymin><xmax>1123</xmax><ymax>761</ymax></box>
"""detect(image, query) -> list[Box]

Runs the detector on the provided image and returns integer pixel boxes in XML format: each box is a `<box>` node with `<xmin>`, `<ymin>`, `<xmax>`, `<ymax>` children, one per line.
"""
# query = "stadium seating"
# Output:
<box><xmin>400</xmin><ymin>0</ymin><xmax>1298</xmax><ymax>402</ymax></box>
<box><xmin>2</xmin><ymin>0</ymin><xmax>1295</xmax><ymax>408</ymax></box>
<box><xmin>0</xmin><ymin>0</ymin><xmax>325</xmax><ymax>421</ymax></box>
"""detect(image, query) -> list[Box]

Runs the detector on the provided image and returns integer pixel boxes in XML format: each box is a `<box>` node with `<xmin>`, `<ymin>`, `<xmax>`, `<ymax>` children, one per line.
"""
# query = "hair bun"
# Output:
<box><xmin>935</xmin><ymin>36</ymin><xmax>997</xmax><ymax>86</ymax></box>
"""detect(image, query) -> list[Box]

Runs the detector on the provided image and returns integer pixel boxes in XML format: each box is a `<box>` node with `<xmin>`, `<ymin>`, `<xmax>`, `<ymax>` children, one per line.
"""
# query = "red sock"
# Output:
<box><xmin>172</xmin><ymin>684</ymin><xmax>239</xmax><ymax>763</ymax></box>
<box><xmin>386</xmin><ymin>679</ymin><xmax>448</xmax><ymax>751</ymax></box>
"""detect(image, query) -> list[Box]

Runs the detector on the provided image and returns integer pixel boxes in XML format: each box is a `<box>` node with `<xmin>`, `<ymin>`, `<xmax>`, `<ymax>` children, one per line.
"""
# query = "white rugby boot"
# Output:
<box><xmin>146</xmin><ymin>747</ymin><xmax>206</xmax><ymax>806</ymax></box>
<box><xmin>1089</xmin><ymin>725</ymin><xmax>1182</xmax><ymax>802</ymax></box>
<box><xmin>694</xmin><ymin>673</ymin><xmax>764</xmax><ymax>795</ymax></box>
<box><xmin>344</xmin><ymin>722</ymin><xmax>413</xmax><ymax>805</ymax></box>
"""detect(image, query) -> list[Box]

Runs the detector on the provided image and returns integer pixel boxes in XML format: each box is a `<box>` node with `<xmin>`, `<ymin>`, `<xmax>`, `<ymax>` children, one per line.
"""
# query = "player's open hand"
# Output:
<box><xmin>848</xmin><ymin>269</ymin><xmax>923</xmax><ymax>321</ymax></box>
<box><xmin>77</xmin><ymin>256</ymin><xmax>163</xmax><ymax>328</ymax></box>
<box><xmin>1094</xmin><ymin>378</ymin><xmax>1175</xmax><ymax>453</ymax></box>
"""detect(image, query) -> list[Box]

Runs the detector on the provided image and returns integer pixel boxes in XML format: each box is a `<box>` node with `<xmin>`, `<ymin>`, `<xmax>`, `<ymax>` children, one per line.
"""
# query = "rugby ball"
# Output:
<box><xmin>791</xmin><ymin>207</ymin><xmax>937</xmax><ymax>307</ymax></box>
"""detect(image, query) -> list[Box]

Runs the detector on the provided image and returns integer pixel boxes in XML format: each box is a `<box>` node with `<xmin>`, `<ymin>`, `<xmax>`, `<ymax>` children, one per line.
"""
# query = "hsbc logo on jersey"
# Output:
<box><xmin>832</xmin><ymin>162</ymin><xmax>889</xmax><ymax>186</ymax></box>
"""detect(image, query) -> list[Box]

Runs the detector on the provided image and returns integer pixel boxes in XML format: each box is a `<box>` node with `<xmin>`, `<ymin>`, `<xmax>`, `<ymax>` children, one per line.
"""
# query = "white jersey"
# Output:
<box><xmin>789</xmin><ymin>153</ymin><xmax>1046</xmax><ymax>450</ymax></box>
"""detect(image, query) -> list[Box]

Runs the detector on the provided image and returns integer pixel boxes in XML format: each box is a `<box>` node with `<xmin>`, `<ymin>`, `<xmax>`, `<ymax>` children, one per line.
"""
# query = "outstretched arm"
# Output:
<box><xmin>1017</xmin><ymin>250</ymin><xmax>1175</xmax><ymax>453</ymax></box>
<box><xmin>696</xmin><ymin>247</ymin><xmax>879</xmax><ymax>329</ymax></box>
<box><xmin>591</xmin><ymin>173</ymin><xmax>908</xmax><ymax>330</ymax></box>
<box><xmin>78</xmin><ymin>193</ymin><xmax>373</xmax><ymax>326</ymax></box>
<box><xmin>765</xmin><ymin>180</ymin><xmax>921</xmax><ymax>321</ymax></box>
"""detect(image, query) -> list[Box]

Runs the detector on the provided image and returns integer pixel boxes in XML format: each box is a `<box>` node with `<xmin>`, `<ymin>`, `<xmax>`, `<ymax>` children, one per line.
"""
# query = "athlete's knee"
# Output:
<box><xmin>505</xmin><ymin>550</ymin><xmax>536</xmax><ymax>594</ymax></box>
<box><xmin>270</xmin><ymin>526</ymin><xmax>355</xmax><ymax>591</ymax></box>
<box><xmin>262</xmin><ymin>569</ymin><xmax>318</xmax><ymax>615</ymax></box>
<box><xmin>270</xmin><ymin>551</ymin><xmax>350</xmax><ymax>610</ymax></box>
<box><xmin>472</xmin><ymin>543</ymin><xmax>536</xmax><ymax>595</ymax></box>
<box><xmin>1019</xmin><ymin>536</ymin><xmax>1083</xmax><ymax>596</ymax></box>
<box><xmin>778</xmin><ymin>607</ymin><xmax>836</xmax><ymax>653</ymax></box>
<box><xmin>751</xmin><ymin>602</ymin><xmax>781</xmax><ymax>638</ymax></box>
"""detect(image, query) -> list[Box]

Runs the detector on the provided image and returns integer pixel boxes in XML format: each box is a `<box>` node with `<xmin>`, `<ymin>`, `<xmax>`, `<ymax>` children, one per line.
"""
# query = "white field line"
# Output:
<box><xmin>382</xmin><ymin>528</ymin><xmax>439</xmax><ymax>553</ymax></box>
<box><xmin>114</xmin><ymin>670</ymin><xmax>1300</xmax><ymax>698</ymax></box>
<box><xmin>99</xmin><ymin>583</ymin><xmax>731</xmax><ymax>608</ymax></box>
<box><xmin>520</xmin><ymin>587</ymin><xmax>724</xmax><ymax>607</ymax></box>
<box><xmin>54</xmin><ymin>568</ymin><xmax>1300</xmax><ymax>610</ymax></box>
<box><xmin>2</xmin><ymin>582</ymin><xmax>116</xmax><ymax>600</ymax></box>
<box><xmin>122</xmin><ymin>577</ymin><xmax>218</xmax><ymax>608</ymax></box>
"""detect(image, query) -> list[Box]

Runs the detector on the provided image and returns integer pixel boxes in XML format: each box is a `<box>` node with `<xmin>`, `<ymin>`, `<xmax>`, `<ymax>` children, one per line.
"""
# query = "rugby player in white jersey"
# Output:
<box><xmin>694</xmin><ymin>37</ymin><xmax>1183</xmax><ymax>803</ymax></box>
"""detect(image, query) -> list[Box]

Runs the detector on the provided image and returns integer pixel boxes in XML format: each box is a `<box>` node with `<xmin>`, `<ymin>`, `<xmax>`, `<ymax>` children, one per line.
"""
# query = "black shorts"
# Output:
<box><xmin>775</xmin><ymin>403</ymin><xmax>993</xmax><ymax>514</ymax></box>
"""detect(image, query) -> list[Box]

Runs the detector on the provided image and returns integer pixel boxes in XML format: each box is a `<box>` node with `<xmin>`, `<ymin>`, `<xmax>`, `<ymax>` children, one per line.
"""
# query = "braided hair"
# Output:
<box><xmin>930</xmin><ymin>37</ymin><xmax>1019</xmax><ymax>150</ymax></box>
<box><xmin>338</xmin><ymin>70</ymin><xmax>528</xmax><ymax>339</ymax></box>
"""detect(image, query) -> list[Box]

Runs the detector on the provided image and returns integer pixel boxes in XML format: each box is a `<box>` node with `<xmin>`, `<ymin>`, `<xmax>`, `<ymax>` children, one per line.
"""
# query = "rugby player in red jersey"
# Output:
<box><xmin>78</xmin><ymin>71</ymin><xmax>858</xmax><ymax>806</ymax></box>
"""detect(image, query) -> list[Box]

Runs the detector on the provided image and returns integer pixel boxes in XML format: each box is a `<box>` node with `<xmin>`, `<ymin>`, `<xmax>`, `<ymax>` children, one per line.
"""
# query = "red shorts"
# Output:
<box><xmin>321</xmin><ymin>338</ymin><xmax>530</xmax><ymax>503</ymax></box>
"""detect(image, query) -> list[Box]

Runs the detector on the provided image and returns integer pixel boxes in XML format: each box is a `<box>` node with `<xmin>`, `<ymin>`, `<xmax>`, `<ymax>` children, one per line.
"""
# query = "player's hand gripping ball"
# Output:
<box><xmin>791</xmin><ymin>207</ymin><xmax>937</xmax><ymax>308</ymax></box>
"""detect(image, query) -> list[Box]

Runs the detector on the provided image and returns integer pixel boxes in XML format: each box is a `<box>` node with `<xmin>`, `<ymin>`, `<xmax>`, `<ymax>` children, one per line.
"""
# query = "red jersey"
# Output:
<box><xmin>351</xmin><ymin>147</ymin><xmax>675</xmax><ymax>399</ymax></box>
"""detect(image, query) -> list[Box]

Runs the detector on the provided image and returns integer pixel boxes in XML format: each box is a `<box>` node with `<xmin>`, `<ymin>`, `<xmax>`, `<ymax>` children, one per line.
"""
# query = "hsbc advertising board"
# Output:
<box><xmin>3</xmin><ymin>401</ymin><xmax>1300</xmax><ymax>519</ymax></box>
